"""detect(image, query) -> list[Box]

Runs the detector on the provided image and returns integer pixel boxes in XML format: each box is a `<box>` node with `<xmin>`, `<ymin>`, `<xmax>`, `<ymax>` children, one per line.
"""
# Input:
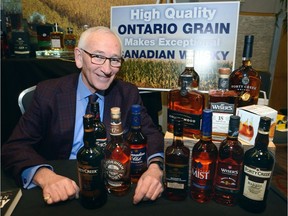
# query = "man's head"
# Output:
<box><xmin>74</xmin><ymin>26</ymin><xmax>123</xmax><ymax>93</ymax></box>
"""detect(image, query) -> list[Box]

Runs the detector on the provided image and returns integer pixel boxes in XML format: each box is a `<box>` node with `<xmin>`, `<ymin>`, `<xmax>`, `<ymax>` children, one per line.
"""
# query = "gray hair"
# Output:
<box><xmin>77</xmin><ymin>26</ymin><xmax>123</xmax><ymax>54</ymax></box>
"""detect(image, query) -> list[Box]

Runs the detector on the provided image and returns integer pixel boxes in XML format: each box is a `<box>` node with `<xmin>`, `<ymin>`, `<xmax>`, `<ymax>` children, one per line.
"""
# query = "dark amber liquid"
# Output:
<box><xmin>77</xmin><ymin>147</ymin><xmax>107</xmax><ymax>209</ymax></box>
<box><xmin>214</xmin><ymin>137</ymin><xmax>244</xmax><ymax>206</ymax></box>
<box><xmin>104</xmin><ymin>136</ymin><xmax>131</xmax><ymax>196</ymax></box>
<box><xmin>229</xmin><ymin>61</ymin><xmax>261</xmax><ymax>107</ymax></box>
<box><xmin>165</xmin><ymin>140</ymin><xmax>190</xmax><ymax>201</ymax></box>
<box><xmin>168</xmin><ymin>89</ymin><xmax>204</xmax><ymax>139</ymax></box>
<box><xmin>190</xmin><ymin>138</ymin><xmax>218</xmax><ymax>203</ymax></box>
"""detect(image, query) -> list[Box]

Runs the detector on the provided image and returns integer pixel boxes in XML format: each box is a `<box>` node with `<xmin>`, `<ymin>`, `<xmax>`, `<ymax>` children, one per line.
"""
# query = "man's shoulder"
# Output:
<box><xmin>37</xmin><ymin>73</ymin><xmax>79</xmax><ymax>89</ymax></box>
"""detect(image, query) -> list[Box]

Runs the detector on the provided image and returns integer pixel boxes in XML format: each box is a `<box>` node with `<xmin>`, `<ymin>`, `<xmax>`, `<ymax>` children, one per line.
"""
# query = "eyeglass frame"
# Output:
<box><xmin>80</xmin><ymin>48</ymin><xmax>123</xmax><ymax>67</ymax></box>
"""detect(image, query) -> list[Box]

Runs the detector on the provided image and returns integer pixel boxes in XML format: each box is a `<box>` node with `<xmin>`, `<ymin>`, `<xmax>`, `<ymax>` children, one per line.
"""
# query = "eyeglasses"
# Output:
<box><xmin>80</xmin><ymin>48</ymin><xmax>123</xmax><ymax>68</ymax></box>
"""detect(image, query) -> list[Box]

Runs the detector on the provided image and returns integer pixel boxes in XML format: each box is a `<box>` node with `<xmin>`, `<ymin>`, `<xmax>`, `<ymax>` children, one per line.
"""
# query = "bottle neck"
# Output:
<box><xmin>173</xmin><ymin>133</ymin><xmax>184</xmax><ymax>147</ymax></box>
<box><xmin>218</xmin><ymin>74</ymin><xmax>229</xmax><ymax>90</ymax></box>
<box><xmin>254</xmin><ymin>130</ymin><xmax>269</xmax><ymax>150</ymax></box>
<box><xmin>241</xmin><ymin>58</ymin><xmax>252</xmax><ymax>67</ymax></box>
<box><xmin>131</xmin><ymin>113</ymin><xmax>141</xmax><ymax>130</ymax></box>
<box><xmin>83</xmin><ymin>128</ymin><xmax>95</xmax><ymax>148</ymax></box>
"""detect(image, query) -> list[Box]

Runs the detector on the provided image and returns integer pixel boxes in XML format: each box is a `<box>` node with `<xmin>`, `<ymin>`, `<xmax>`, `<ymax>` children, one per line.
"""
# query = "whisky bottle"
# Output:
<box><xmin>104</xmin><ymin>107</ymin><xmax>131</xmax><ymax>196</ymax></box>
<box><xmin>214</xmin><ymin>115</ymin><xmax>244</xmax><ymax>206</ymax></box>
<box><xmin>64</xmin><ymin>27</ymin><xmax>76</xmax><ymax>51</ymax></box>
<box><xmin>50</xmin><ymin>23</ymin><xmax>64</xmax><ymax>50</ymax></box>
<box><xmin>91</xmin><ymin>102</ymin><xmax>107</xmax><ymax>152</ymax></box>
<box><xmin>209</xmin><ymin>68</ymin><xmax>238</xmax><ymax>142</ymax></box>
<box><xmin>239</xmin><ymin>117</ymin><xmax>275</xmax><ymax>213</ymax></box>
<box><xmin>229</xmin><ymin>35</ymin><xmax>261</xmax><ymax>107</ymax></box>
<box><xmin>77</xmin><ymin>114</ymin><xmax>107</xmax><ymax>209</ymax></box>
<box><xmin>165</xmin><ymin>118</ymin><xmax>190</xmax><ymax>201</ymax></box>
<box><xmin>167</xmin><ymin>50</ymin><xmax>204</xmax><ymax>139</ymax></box>
<box><xmin>190</xmin><ymin>109</ymin><xmax>218</xmax><ymax>203</ymax></box>
<box><xmin>126</xmin><ymin>104</ymin><xmax>147</xmax><ymax>183</ymax></box>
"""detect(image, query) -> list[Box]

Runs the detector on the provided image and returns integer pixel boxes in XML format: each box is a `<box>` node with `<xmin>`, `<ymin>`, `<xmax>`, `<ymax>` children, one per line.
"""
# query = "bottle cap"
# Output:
<box><xmin>111</xmin><ymin>107</ymin><xmax>120</xmax><ymax>119</ymax></box>
<box><xmin>218</xmin><ymin>68</ymin><xmax>231</xmax><ymax>75</ymax></box>
<box><xmin>201</xmin><ymin>109</ymin><xmax>213</xmax><ymax>136</ymax></box>
<box><xmin>174</xmin><ymin>118</ymin><xmax>184</xmax><ymax>136</ymax></box>
<box><xmin>131</xmin><ymin>104</ymin><xmax>141</xmax><ymax>113</ymax></box>
<box><xmin>228</xmin><ymin>115</ymin><xmax>240</xmax><ymax>136</ymax></box>
<box><xmin>242</xmin><ymin>35</ymin><xmax>254</xmax><ymax>58</ymax></box>
<box><xmin>259</xmin><ymin>116</ymin><xmax>271</xmax><ymax>132</ymax></box>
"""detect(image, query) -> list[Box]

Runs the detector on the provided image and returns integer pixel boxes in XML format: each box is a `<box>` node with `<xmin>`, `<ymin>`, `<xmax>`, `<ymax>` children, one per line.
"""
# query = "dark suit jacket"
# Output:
<box><xmin>2</xmin><ymin>73</ymin><xmax>164</xmax><ymax>185</ymax></box>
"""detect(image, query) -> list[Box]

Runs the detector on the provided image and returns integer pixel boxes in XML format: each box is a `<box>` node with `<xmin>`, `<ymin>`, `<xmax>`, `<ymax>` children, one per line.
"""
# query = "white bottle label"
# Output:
<box><xmin>242</xmin><ymin>165</ymin><xmax>272</xmax><ymax>201</ymax></box>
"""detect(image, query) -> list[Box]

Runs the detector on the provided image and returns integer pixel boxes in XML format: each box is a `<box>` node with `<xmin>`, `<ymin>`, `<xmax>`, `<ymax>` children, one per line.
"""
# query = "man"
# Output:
<box><xmin>2</xmin><ymin>26</ymin><xmax>164</xmax><ymax>205</ymax></box>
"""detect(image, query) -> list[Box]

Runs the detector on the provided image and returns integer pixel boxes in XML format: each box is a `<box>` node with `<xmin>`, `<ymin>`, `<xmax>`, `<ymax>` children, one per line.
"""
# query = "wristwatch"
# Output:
<box><xmin>149</xmin><ymin>160</ymin><xmax>164</xmax><ymax>171</ymax></box>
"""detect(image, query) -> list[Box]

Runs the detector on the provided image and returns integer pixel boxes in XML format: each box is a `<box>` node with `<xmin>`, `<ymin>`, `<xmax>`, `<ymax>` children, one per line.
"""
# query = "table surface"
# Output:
<box><xmin>2</xmin><ymin>160</ymin><xmax>287</xmax><ymax>216</ymax></box>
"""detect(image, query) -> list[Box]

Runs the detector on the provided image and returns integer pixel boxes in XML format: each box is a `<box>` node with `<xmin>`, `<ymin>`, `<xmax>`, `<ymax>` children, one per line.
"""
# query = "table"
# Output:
<box><xmin>2</xmin><ymin>160</ymin><xmax>287</xmax><ymax>216</ymax></box>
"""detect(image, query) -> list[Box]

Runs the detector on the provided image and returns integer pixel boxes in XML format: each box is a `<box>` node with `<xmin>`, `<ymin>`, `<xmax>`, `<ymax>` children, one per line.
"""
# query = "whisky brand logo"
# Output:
<box><xmin>210</xmin><ymin>102</ymin><xmax>234</xmax><ymax>113</ymax></box>
<box><xmin>241</xmin><ymin>76</ymin><xmax>250</xmax><ymax>85</ymax></box>
<box><xmin>105</xmin><ymin>159</ymin><xmax>125</xmax><ymax>180</ymax></box>
<box><xmin>244</xmin><ymin>165</ymin><xmax>272</xmax><ymax>178</ymax></box>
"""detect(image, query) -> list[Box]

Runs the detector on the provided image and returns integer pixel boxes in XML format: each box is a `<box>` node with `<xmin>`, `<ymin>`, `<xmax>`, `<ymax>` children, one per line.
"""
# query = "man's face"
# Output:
<box><xmin>75</xmin><ymin>31</ymin><xmax>122</xmax><ymax>93</ymax></box>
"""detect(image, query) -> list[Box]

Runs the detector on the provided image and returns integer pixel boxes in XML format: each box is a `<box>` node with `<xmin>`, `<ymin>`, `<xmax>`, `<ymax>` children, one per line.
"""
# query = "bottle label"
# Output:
<box><xmin>242</xmin><ymin>165</ymin><xmax>272</xmax><ymax>201</ymax></box>
<box><xmin>191</xmin><ymin>160</ymin><xmax>216</xmax><ymax>189</ymax></box>
<box><xmin>166</xmin><ymin>163</ymin><xmax>189</xmax><ymax>189</ymax></box>
<box><xmin>167</xmin><ymin>109</ymin><xmax>201</xmax><ymax>130</ymax></box>
<box><xmin>215</xmin><ymin>162</ymin><xmax>242</xmax><ymax>191</ymax></box>
<box><xmin>210</xmin><ymin>102</ymin><xmax>234</xmax><ymax>114</ymax></box>
<box><xmin>131</xmin><ymin>146</ymin><xmax>146</xmax><ymax>170</ymax></box>
<box><xmin>104</xmin><ymin>159</ymin><xmax>126</xmax><ymax>180</ymax></box>
<box><xmin>218</xmin><ymin>77</ymin><xmax>229</xmax><ymax>89</ymax></box>
<box><xmin>51</xmin><ymin>38</ymin><xmax>61</xmax><ymax>48</ymax></box>
<box><xmin>77</xmin><ymin>164</ymin><xmax>101</xmax><ymax>191</ymax></box>
<box><xmin>212</xmin><ymin>112</ymin><xmax>232</xmax><ymax>134</ymax></box>
<box><xmin>96</xmin><ymin>138</ymin><xmax>107</xmax><ymax>150</ymax></box>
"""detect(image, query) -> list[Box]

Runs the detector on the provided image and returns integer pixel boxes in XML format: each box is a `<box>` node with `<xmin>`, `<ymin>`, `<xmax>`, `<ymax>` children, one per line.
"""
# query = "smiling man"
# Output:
<box><xmin>2</xmin><ymin>26</ymin><xmax>164</xmax><ymax>205</ymax></box>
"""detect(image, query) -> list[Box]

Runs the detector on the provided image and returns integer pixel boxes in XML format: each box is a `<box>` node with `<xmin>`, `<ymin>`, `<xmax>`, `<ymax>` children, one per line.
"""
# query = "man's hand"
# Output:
<box><xmin>133</xmin><ymin>163</ymin><xmax>164</xmax><ymax>204</ymax></box>
<box><xmin>33</xmin><ymin>167</ymin><xmax>79</xmax><ymax>204</ymax></box>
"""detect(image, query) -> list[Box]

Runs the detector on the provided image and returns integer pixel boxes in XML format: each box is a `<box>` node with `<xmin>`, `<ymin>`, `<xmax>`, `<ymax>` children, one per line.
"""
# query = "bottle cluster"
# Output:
<box><xmin>165</xmin><ymin>35</ymin><xmax>273</xmax><ymax>213</ymax></box>
<box><xmin>77</xmin><ymin>103</ymin><xmax>147</xmax><ymax>209</ymax></box>
<box><xmin>164</xmin><ymin>111</ymin><xmax>275</xmax><ymax>213</ymax></box>
<box><xmin>167</xmin><ymin>35</ymin><xmax>261</xmax><ymax>143</ymax></box>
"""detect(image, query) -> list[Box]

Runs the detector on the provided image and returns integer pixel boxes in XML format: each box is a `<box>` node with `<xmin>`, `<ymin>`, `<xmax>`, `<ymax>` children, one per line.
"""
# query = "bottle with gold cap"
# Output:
<box><xmin>104</xmin><ymin>107</ymin><xmax>131</xmax><ymax>196</ymax></box>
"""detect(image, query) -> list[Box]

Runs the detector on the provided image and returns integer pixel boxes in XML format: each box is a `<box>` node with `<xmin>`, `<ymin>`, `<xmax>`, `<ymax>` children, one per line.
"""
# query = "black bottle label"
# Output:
<box><xmin>166</xmin><ymin>163</ymin><xmax>189</xmax><ymax>189</ymax></box>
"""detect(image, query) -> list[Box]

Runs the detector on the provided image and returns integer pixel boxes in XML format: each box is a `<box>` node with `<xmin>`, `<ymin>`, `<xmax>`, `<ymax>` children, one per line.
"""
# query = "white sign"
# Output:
<box><xmin>111</xmin><ymin>2</ymin><xmax>240</xmax><ymax>90</ymax></box>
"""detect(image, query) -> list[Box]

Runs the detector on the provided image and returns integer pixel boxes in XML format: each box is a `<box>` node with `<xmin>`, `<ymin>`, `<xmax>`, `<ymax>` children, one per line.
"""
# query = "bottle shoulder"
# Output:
<box><xmin>243</xmin><ymin>148</ymin><xmax>275</xmax><ymax>166</ymax></box>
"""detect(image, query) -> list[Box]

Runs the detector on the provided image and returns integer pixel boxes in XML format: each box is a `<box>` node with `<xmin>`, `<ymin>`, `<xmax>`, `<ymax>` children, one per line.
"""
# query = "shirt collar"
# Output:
<box><xmin>77</xmin><ymin>73</ymin><xmax>104</xmax><ymax>101</ymax></box>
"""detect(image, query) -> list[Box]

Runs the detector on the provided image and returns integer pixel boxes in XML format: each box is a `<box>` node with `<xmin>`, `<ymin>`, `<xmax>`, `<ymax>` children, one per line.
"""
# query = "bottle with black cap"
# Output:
<box><xmin>229</xmin><ymin>35</ymin><xmax>261</xmax><ymax>107</ymax></box>
<box><xmin>165</xmin><ymin>118</ymin><xmax>190</xmax><ymax>201</ymax></box>
<box><xmin>239</xmin><ymin>116</ymin><xmax>275</xmax><ymax>213</ymax></box>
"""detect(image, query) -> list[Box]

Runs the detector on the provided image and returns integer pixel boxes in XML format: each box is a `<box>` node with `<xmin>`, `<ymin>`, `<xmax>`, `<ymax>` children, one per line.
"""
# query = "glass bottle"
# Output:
<box><xmin>64</xmin><ymin>27</ymin><xmax>76</xmax><ymax>51</ymax></box>
<box><xmin>229</xmin><ymin>35</ymin><xmax>261</xmax><ymax>107</ymax></box>
<box><xmin>239</xmin><ymin>117</ymin><xmax>275</xmax><ymax>213</ymax></box>
<box><xmin>77</xmin><ymin>114</ymin><xmax>107</xmax><ymax>209</ymax></box>
<box><xmin>50</xmin><ymin>22</ymin><xmax>64</xmax><ymax>50</ymax></box>
<box><xmin>104</xmin><ymin>107</ymin><xmax>131</xmax><ymax>196</ymax></box>
<box><xmin>126</xmin><ymin>104</ymin><xmax>147</xmax><ymax>183</ymax></box>
<box><xmin>209</xmin><ymin>68</ymin><xmax>238</xmax><ymax>142</ymax></box>
<box><xmin>165</xmin><ymin>118</ymin><xmax>190</xmax><ymax>201</ymax></box>
<box><xmin>214</xmin><ymin>115</ymin><xmax>244</xmax><ymax>206</ymax></box>
<box><xmin>167</xmin><ymin>50</ymin><xmax>204</xmax><ymax>139</ymax></box>
<box><xmin>190</xmin><ymin>109</ymin><xmax>218</xmax><ymax>203</ymax></box>
<box><xmin>91</xmin><ymin>102</ymin><xmax>107</xmax><ymax>153</ymax></box>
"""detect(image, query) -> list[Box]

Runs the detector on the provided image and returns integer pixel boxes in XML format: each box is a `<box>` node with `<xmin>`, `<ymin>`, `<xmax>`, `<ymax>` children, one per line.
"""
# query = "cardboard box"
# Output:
<box><xmin>236</xmin><ymin>105</ymin><xmax>277</xmax><ymax>145</ymax></box>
